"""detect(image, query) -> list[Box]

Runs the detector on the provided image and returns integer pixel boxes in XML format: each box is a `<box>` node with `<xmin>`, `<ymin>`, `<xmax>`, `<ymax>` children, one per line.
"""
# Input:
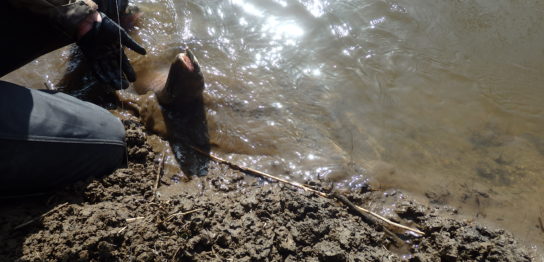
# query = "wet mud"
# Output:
<box><xmin>0</xmin><ymin>119</ymin><xmax>534</xmax><ymax>261</ymax></box>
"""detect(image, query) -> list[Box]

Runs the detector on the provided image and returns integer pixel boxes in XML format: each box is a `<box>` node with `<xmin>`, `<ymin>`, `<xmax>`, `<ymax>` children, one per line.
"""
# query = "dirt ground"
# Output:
<box><xmin>0</xmin><ymin>119</ymin><xmax>535</xmax><ymax>261</ymax></box>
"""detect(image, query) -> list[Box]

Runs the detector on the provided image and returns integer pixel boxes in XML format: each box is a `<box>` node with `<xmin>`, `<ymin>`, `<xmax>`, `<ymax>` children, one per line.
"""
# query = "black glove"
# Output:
<box><xmin>94</xmin><ymin>0</ymin><xmax>129</xmax><ymax>20</ymax></box>
<box><xmin>77</xmin><ymin>12</ymin><xmax>146</xmax><ymax>90</ymax></box>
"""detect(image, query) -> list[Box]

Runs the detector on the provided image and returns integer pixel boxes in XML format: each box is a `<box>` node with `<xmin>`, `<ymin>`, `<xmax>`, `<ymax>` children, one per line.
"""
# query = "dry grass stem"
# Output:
<box><xmin>117</xmin><ymin>226</ymin><xmax>128</xmax><ymax>234</ymax></box>
<box><xmin>152</xmin><ymin>153</ymin><xmax>166</xmax><ymax>201</ymax></box>
<box><xmin>126</xmin><ymin>217</ymin><xmax>145</xmax><ymax>223</ymax></box>
<box><xmin>355</xmin><ymin>206</ymin><xmax>425</xmax><ymax>235</ymax></box>
<box><xmin>124</xmin><ymin>209</ymin><xmax>203</xmax><ymax>225</ymax></box>
<box><xmin>166</xmin><ymin>208</ymin><xmax>204</xmax><ymax>221</ymax></box>
<box><xmin>14</xmin><ymin>202</ymin><xmax>69</xmax><ymax>230</ymax></box>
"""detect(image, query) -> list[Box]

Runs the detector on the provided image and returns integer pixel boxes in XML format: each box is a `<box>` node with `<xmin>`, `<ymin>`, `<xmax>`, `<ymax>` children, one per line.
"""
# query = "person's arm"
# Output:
<box><xmin>8</xmin><ymin>0</ymin><xmax>98</xmax><ymax>39</ymax></box>
<box><xmin>9</xmin><ymin>0</ymin><xmax>147</xmax><ymax>90</ymax></box>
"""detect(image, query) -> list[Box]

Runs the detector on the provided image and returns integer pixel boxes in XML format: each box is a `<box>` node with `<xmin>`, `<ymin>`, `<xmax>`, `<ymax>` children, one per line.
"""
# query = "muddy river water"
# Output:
<box><xmin>2</xmin><ymin>0</ymin><xmax>544</xmax><ymax>257</ymax></box>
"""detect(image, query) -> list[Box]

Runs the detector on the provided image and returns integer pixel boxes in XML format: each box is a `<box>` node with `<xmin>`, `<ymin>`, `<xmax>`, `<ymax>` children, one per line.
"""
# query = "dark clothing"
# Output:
<box><xmin>0</xmin><ymin>0</ymin><xmax>97</xmax><ymax>76</ymax></box>
<box><xmin>0</xmin><ymin>0</ymin><xmax>126</xmax><ymax>197</ymax></box>
<box><xmin>0</xmin><ymin>82</ymin><xmax>125</xmax><ymax>196</ymax></box>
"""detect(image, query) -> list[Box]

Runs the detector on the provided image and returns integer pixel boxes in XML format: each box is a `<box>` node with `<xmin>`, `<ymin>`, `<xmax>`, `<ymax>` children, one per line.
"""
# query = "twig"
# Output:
<box><xmin>191</xmin><ymin>146</ymin><xmax>424</xmax><ymax>236</ymax></box>
<box><xmin>166</xmin><ymin>208</ymin><xmax>204</xmax><ymax>221</ymax></box>
<box><xmin>14</xmin><ymin>203</ymin><xmax>69</xmax><ymax>230</ymax></box>
<box><xmin>152</xmin><ymin>153</ymin><xmax>166</xmax><ymax>201</ymax></box>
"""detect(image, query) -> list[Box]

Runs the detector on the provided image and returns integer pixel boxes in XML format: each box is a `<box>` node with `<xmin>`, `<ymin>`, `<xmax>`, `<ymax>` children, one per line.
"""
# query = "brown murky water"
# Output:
<box><xmin>2</xmin><ymin>0</ymin><xmax>544</xmax><ymax>257</ymax></box>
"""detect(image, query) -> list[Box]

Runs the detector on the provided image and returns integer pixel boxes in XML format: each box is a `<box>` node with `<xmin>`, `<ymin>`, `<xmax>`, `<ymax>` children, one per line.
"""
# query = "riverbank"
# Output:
<box><xmin>0</xmin><ymin>118</ymin><xmax>534</xmax><ymax>261</ymax></box>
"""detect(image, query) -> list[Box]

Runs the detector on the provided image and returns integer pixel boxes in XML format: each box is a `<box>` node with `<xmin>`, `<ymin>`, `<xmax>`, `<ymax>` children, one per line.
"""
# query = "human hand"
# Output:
<box><xmin>77</xmin><ymin>12</ymin><xmax>146</xmax><ymax>90</ymax></box>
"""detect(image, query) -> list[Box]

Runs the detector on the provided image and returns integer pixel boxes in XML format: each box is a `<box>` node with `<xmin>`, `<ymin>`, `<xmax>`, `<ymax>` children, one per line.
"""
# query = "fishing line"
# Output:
<box><xmin>114</xmin><ymin>0</ymin><xmax>130</xmax><ymax>164</ymax></box>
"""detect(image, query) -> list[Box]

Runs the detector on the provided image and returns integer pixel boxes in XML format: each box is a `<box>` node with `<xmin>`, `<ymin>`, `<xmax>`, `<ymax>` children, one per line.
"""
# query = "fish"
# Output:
<box><xmin>116</xmin><ymin>50</ymin><xmax>210</xmax><ymax>177</ymax></box>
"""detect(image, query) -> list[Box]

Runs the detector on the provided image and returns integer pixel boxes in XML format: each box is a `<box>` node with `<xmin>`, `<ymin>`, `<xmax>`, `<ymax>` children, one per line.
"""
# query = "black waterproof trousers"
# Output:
<box><xmin>0</xmin><ymin>2</ymin><xmax>126</xmax><ymax>197</ymax></box>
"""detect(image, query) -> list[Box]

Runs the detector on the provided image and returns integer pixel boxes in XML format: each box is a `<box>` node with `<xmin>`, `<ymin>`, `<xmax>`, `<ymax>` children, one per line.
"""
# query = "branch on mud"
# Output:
<box><xmin>191</xmin><ymin>146</ymin><xmax>425</xmax><ymax>237</ymax></box>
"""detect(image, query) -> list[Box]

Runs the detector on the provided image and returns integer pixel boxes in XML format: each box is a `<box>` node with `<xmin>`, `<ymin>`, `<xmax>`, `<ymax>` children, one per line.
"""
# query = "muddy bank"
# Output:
<box><xmin>0</xmin><ymin>120</ymin><xmax>534</xmax><ymax>261</ymax></box>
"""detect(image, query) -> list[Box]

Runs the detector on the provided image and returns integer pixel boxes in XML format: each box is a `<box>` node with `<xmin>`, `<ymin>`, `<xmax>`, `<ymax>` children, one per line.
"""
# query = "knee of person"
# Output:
<box><xmin>99</xmin><ymin>113</ymin><xmax>126</xmax><ymax>145</ymax></box>
<box><xmin>80</xmin><ymin>101</ymin><xmax>126</xmax><ymax>145</ymax></box>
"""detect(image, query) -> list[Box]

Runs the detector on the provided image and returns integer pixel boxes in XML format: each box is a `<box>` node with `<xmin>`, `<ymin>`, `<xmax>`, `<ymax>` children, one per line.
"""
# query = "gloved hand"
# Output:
<box><xmin>77</xmin><ymin>12</ymin><xmax>146</xmax><ymax>90</ymax></box>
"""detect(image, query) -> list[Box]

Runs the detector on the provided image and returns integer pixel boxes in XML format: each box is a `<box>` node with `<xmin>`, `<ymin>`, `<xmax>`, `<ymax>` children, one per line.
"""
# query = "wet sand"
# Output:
<box><xmin>0</xmin><ymin>119</ymin><xmax>534</xmax><ymax>261</ymax></box>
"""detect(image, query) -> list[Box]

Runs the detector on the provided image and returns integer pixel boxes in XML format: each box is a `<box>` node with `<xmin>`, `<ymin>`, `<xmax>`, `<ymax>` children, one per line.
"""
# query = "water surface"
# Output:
<box><xmin>3</xmin><ymin>0</ymin><xmax>544</xmax><ymax>256</ymax></box>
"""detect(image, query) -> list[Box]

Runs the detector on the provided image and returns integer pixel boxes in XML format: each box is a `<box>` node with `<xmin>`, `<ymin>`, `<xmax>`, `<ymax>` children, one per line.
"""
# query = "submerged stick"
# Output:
<box><xmin>191</xmin><ymin>146</ymin><xmax>424</xmax><ymax>236</ymax></box>
<box><xmin>14</xmin><ymin>203</ymin><xmax>69</xmax><ymax>230</ymax></box>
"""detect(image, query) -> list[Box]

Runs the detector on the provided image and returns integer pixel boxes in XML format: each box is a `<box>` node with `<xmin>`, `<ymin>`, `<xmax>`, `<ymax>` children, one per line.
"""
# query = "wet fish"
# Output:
<box><xmin>116</xmin><ymin>49</ymin><xmax>205</xmax><ymax>137</ymax></box>
<box><xmin>117</xmin><ymin>50</ymin><xmax>210</xmax><ymax>177</ymax></box>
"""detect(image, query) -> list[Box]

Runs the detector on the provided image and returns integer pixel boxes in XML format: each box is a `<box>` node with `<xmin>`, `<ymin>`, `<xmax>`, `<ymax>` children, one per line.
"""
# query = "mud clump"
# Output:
<box><xmin>0</xmin><ymin>120</ymin><xmax>535</xmax><ymax>261</ymax></box>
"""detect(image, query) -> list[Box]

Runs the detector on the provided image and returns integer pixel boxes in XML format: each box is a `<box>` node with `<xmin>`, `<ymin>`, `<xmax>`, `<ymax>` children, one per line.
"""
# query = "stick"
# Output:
<box><xmin>152</xmin><ymin>154</ymin><xmax>166</xmax><ymax>201</ymax></box>
<box><xmin>14</xmin><ymin>203</ymin><xmax>69</xmax><ymax>230</ymax></box>
<box><xmin>332</xmin><ymin>192</ymin><xmax>405</xmax><ymax>246</ymax></box>
<box><xmin>191</xmin><ymin>146</ymin><xmax>424</xmax><ymax>236</ymax></box>
<box><xmin>191</xmin><ymin>146</ymin><xmax>327</xmax><ymax>197</ymax></box>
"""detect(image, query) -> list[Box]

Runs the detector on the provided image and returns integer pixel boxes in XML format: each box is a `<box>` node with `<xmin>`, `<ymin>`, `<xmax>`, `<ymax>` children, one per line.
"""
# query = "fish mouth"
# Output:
<box><xmin>177</xmin><ymin>49</ymin><xmax>201</xmax><ymax>74</ymax></box>
<box><xmin>157</xmin><ymin>49</ymin><xmax>205</xmax><ymax>107</ymax></box>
